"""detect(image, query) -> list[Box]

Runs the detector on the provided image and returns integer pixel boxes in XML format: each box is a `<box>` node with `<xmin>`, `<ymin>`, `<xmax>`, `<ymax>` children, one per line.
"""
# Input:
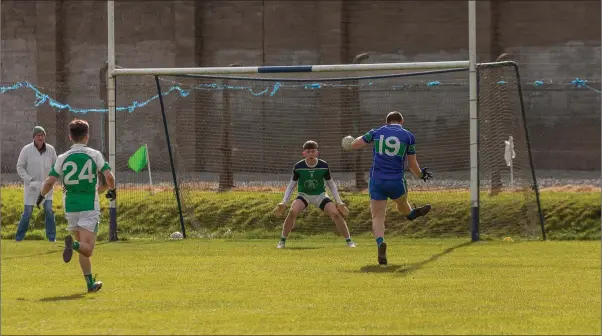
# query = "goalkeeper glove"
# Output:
<box><xmin>106</xmin><ymin>189</ymin><xmax>116</xmax><ymax>201</ymax></box>
<box><xmin>35</xmin><ymin>194</ymin><xmax>45</xmax><ymax>209</ymax></box>
<box><xmin>420</xmin><ymin>167</ymin><xmax>433</xmax><ymax>182</ymax></box>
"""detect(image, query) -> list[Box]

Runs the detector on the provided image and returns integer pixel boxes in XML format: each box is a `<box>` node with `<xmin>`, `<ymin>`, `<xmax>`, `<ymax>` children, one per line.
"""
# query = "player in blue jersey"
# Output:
<box><xmin>348</xmin><ymin>111</ymin><xmax>432</xmax><ymax>265</ymax></box>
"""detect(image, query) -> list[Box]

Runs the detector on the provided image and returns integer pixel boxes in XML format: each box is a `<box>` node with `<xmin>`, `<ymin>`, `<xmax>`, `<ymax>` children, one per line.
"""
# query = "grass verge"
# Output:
<box><xmin>1</xmin><ymin>186</ymin><xmax>599</xmax><ymax>240</ymax></box>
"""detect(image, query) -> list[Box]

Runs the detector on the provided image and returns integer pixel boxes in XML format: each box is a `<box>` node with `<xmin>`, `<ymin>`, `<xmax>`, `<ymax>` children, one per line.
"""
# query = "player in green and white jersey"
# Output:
<box><xmin>273</xmin><ymin>141</ymin><xmax>356</xmax><ymax>248</ymax></box>
<box><xmin>37</xmin><ymin>119</ymin><xmax>116</xmax><ymax>293</ymax></box>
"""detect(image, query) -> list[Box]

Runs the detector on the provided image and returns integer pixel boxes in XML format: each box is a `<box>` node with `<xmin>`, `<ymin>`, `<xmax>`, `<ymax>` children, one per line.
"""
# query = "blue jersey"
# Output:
<box><xmin>361</xmin><ymin>124</ymin><xmax>416</xmax><ymax>180</ymax></box>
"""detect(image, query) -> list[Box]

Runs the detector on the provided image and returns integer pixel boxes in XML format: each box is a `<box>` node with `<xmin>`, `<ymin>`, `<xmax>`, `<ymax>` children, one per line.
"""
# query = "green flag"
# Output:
<box><xmin>128</xmin><ymin>145</ymin><xmax>148</xmax><ymax>173</ymax></box>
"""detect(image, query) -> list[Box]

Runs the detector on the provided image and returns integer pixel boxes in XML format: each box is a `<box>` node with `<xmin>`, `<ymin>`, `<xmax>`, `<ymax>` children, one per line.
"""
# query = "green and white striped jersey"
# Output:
<box><xmin>49</xmin><ymin>144</ymin><xmax>111</xmax><ymax>213</ymax></box>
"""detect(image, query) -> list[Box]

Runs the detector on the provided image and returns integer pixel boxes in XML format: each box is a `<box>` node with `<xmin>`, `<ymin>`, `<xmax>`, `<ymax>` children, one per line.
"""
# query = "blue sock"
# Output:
<box><xmin>376</xmin><ymin>237</ymin><xmax>384</xmax><ymax>247</ymax></box>
<box><xmin>407</xmin><ymin>209</ymin><xmax>418</xmax><ymax>220</ymax></box>
<box><xmin>280</xmin><ymin>236</ymin><xmax>287</xmax><ymax>242</ymax></box>
<box><xmin>345</xmin><ymin>237</ymin><xmax>352</xmax><ymax>243</ymax></box>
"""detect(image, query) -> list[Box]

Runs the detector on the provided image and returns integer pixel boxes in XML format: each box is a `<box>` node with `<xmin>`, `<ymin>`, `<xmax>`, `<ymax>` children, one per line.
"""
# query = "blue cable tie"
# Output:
<box><xmin>571</xmin><ymin>78</ymin><xmax>587</xmax><ymax>88</ymax></box>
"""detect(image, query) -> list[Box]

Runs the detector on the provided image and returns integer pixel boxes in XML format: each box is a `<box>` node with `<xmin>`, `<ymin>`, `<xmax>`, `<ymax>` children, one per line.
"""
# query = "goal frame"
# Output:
<box><xmin>106</xmin><ymin>0</ymin><xmax>543</xmax><ymax>242</ymax></box>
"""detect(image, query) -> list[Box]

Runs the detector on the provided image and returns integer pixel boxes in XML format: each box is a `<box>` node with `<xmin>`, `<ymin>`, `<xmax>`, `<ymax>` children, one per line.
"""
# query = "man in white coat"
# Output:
<box><xmin>15</xmin><ymin>126</ymin><xmax>57</xmax><ymax>242</ymax></box>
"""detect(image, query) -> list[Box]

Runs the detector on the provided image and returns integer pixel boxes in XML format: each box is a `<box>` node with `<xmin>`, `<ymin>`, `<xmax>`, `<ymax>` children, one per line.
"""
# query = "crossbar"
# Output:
<box><xmin>111</xmin><ymin>61</ymin><xmax>470</xmax><ymax>76</ymax></box>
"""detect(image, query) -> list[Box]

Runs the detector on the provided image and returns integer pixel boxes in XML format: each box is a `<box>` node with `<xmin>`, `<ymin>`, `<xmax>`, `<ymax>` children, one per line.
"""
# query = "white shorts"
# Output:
<box><xmin>65</xmin><ymin>211</ymin><xmax>100</xmax><ymax>233</ymax></box>
<box><xmin>297</xmin><ymin>193</ymin><xmax>333</xmax><ymax>210</ymax></box>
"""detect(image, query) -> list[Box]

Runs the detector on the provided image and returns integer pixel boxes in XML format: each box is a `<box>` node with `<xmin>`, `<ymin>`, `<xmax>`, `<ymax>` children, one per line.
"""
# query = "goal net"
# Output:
<box><xmin>113</xmin><ymin>62</ymin><xmax>544</xmax><ymax>240</ymax></box>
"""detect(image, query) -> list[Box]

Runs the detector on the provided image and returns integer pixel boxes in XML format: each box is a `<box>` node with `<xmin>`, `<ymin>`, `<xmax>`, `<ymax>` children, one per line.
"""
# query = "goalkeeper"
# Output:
<box><xmin>274</xmin><ymin>140</ymin><xmax>356</xmax><ymax>249</ymax></box>
<box><xmin>347</xmin><ymin>111</ymin><xmax>432</xmax><ymax>265</ymax></box>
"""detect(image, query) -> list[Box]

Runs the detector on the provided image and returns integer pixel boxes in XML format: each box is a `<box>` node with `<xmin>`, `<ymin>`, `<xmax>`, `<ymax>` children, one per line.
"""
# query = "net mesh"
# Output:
<box><xmin>477</xmin><ymin>64</ymin><xmax>543</xmax><ymax>239</ymax></box>
<box><xmin>113</xmin><ymin>64</ymin><xmax>543</xmax><ymax>239</ymax></box>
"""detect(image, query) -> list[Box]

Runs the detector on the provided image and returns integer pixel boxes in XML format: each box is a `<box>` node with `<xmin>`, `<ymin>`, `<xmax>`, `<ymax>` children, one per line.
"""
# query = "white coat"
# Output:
<box><xmin>16</xmin><ymin>142</ymin><xmax>57</xmax><ymax>205</ymax></box>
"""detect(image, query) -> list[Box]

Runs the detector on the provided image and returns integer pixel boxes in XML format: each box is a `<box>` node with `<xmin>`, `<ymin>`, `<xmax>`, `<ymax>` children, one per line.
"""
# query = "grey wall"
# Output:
<box><xmin>1</xmin><ymin>0</ymin><xmax>600</xmax><ymax>181</ymax></box>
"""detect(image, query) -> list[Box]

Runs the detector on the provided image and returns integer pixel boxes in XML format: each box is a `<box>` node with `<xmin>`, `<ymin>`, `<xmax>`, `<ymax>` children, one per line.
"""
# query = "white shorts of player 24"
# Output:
<box><xmin>65</xmin><ymin>211</ymin><xmax>100</xmax><ymax>234</ymax></box>
<box><xmin>297</xmin><ymin>192</ymin><xmax>333</xmax><ymax>211</ymax></box>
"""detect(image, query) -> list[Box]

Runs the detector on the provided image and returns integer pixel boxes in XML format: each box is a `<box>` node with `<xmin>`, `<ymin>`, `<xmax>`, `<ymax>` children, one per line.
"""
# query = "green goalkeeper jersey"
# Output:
<box><xmin>291</xmin><ymin>159</ymin><xmax>332</xmax><ymax>195</ymax></box>
<box><xmin>49</xmin><ymin>144</ymin><xmax>111</xmax><ymax>213</ymax></box>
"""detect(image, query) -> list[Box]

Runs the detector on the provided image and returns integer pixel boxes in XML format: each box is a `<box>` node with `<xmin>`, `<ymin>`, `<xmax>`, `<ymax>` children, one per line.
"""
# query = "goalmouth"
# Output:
<box><xmin>105</xmin><ymin>59</ymin><xmax>544</xmax><ymax>242</ymax></box>
<box><xmin>105</xmin><ymin>1</ymin><xmax>544</xmax><ymax>242</ymax></box>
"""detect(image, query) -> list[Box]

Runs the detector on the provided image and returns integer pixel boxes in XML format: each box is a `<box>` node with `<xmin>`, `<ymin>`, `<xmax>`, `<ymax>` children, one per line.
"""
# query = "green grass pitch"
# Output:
<box><xmin>1</xmin><ymin>238</ymin><xmax>599</xmax><ymax>335</ymax></box>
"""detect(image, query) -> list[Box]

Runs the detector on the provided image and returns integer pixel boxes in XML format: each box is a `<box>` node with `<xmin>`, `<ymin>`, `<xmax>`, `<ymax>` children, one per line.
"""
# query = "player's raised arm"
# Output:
<box><xmin>351</xmin><ymin>129</ymin><xmax>376</xmax><ymax>150</ymax></box>
<box><xmin>350</xmin><ymin>137</ymin><xmax>367</xmax><ymax>149</ymax></box>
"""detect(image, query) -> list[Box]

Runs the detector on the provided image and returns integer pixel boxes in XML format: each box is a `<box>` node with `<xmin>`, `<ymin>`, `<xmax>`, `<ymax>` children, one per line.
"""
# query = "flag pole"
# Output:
<box><xmin>146</xmin><ymin>144</ymin><xmax>154</xmax><ymax>195</ymax></box>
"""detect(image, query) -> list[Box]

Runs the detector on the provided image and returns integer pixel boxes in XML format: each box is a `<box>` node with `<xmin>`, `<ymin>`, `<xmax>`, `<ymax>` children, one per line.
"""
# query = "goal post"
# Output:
<box><xmin>476</xmin><ymin>61</ymin><xmax>545</xmax><ymax>240</ymax></box>
<box><xmin>107</xmin><ymin>60</ymin><xmax>545</xmax><ymax>241</ymax></box>
<box><xmin>107</xmin><ymin>0</ymin><xmax>117</xmax><ymax>241</ymax></box>
<box><xmin>111</xmin><ymin>62</ymin><xmax>471</xmax><ymax>77</ymax></box>
<box><xmin>469</xmin><ymin>0</ymin><xmax>478</xmax><ymax>242</ymax></box>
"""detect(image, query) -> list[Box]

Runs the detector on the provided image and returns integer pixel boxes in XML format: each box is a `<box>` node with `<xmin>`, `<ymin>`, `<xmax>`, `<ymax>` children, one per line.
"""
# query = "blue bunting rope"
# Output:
<box><xmin>0</xmin><ymin>77</ymin><xmax>599</xmax><ymax>115</ymax></box>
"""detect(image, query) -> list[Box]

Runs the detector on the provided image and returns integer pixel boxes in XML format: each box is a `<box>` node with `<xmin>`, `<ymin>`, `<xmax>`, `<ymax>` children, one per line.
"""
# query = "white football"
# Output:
<box><xmin>341</xmin><ymin>135</ymin><xmax>354</xmax><ymax>151</ymax></box>
<box><xmin>170</xmin><ymin>231</ymin><xmax>184</xmax><ymax>239</ymax></box>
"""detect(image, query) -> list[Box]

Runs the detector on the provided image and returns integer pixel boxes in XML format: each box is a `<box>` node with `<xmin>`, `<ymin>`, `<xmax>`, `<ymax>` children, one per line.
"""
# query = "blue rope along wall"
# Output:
<box><xmin>0</xmin><ymin>77</ymin><xmax>599</xmax><ymax>115</ymax></box>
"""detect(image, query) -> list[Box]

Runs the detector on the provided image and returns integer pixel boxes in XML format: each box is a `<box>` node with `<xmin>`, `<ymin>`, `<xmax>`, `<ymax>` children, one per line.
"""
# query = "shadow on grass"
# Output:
<box><xmin>104</xmin><ymin>239</ymin><xmax>177</xmax><ymax>246</ymax></box>
<box><xmin>2</xmin><ymin>241</ymin><xmax>110</xmax><ymax>260</ymax></box>
<box><xmin>2</xmin><ymin>249</ymin><xmax>62</xmax><ymax>260</ymax></box>
<box><xmin>283</xmin><ymin>247</ymin><xmax>323</xmax><ymax>250</ymax></box>
<box><xmin>38</xmin><ymin>293</ymin><xmax>88</xmax><ymax>302</ymax></box>
<box><xmin>359</xmin><ymin>264</ymin><xmax>404</xmax><ymax>273</ymax></box>
<box><xmin>358</xmin><ymin>241</ymin><xmax>473</xmax><ymax>275</ymax></box>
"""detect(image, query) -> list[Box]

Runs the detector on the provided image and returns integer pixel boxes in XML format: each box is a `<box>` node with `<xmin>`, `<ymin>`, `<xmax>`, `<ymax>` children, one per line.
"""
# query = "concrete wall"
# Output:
<box><xmin>1</xmin><ymin>0</ymin><xmax>600</xmax><ymax>180</ymax></box>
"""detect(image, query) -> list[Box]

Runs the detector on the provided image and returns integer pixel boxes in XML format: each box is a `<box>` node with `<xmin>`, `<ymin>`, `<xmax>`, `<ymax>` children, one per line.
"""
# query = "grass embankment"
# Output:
<box><xmin>1</xmin><ymin>186</ymin><xmax>599</xmax><ymax>240</ymax></box>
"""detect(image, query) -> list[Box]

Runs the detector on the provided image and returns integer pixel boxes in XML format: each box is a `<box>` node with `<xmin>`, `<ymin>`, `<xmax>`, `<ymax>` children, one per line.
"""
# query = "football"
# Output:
<box><xmin>170</xmin><ymin>231</ymin><xmax>184</xmax><ymax>239</ymax></box>
<box><xmin>341</xmin><ymin>135</ymin><xmax>354</xmax><ymax>151</ymax></box>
